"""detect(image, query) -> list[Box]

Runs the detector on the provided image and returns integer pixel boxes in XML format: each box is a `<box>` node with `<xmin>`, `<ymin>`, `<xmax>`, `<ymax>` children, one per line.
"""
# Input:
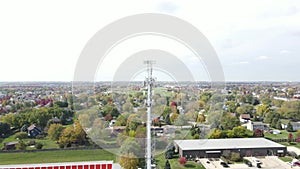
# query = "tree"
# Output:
<box><xmin>35</xmin><ymin>142</ymin><xmax>43</xmax><ymax>149</ymax></box>
<box><xmin>165</xmin><ymin>160</ymin><xmax>171</xmax><ymax>169</ymax></box>
<box><xmin>0</xmin><ymin>122</ymin><xmax>10</xmax><ymax>137</ymax></box>
<box><xmin>286</xmin><ymin>122</ymin><xmax>294</xmax><ymax>132</ymax></box>
<box><xmin>174</xmin><ymin>114</ymin><xmax>189</xmax><ymax>127</ymax></box>
<box><xmin>193</xmin><ymin>133</ymin><xmax>200</xmax><ymax>139</ymax></box>
<box><xmin>165</xmin><ymin>148</ymin><xmax>174</xmax><ymax>159</ymax></box>
<box><xmin>16</xmin><ymin>140</ymin><xmax>26</xmax><ymax>150</ymax></box>
<box><xmin>179</xmin><ymin>157</ymin><xmax>187</xmax><ymax>165</ymax></box>
<box><xmin>170</xmin><ymin>113</ymin><xmax>179</xmax><ymax>124</ymax></box>
<box><xmin>232</xmin><ymin>126</ymin><xmax>248</xmax><ymax>138</ymax></box>
<box><xmin>14</xmin><ymin>132</ymin><xmax>28</xmax><ymax>139</ymax></box>
<box><xmin>48</xmin><ymin>124</ymin><xmax>64</xmax><ymax>141</ymax></box>
<box><xmin>120</xmin><ymin>137</ymin><xmax>141</xmax><ymax>158</ymax></box>
<box><xmin>256</xmin><ymin>104</ymin><xmax>270</xmax><ymax>118</ymax></box>
<box><xmin>73</xmin><ymin>120</ymin><xmax>86</xmax><ymax>145</ymax></box>
<box><xmin>253</xmin><ymin>128</ymin><xmax>264</xmax><ymax>137</ymax></box>
<box><xmin>115</xmin><ymin>115</ymin><xmax>127</xmax><ymax>126</ymax></box>
<box><xmin>209</xmin><ymin>129</ymin><xmax>222</xmax><ymax>139</ymax></box>
<box><xmin>220</xmin><ymin>114</ymin><xmax>240</xmax><ymax>130</ymax></box>
<box><xmin>196</xmin><ymin>114</ymin><xmax>205</xmax><ymax>123</ymax></box>
<box><xmin>165</xmin><ymin>114</ymin><xmax>171</xmax><ymax>125</ymax></box>
<box><xmin>119</xmin><ymin>153</ymin><xmax>139</xmax><ymax>169</ymax></box>
<box><xmin>276</xmin><ymin>120</ymin><xmax>282</xmax><ymax>130</ymax></box>
<box><xmin>288</xmin><ymin>132</ymin><xmax>293</xmax><ymax>143</ymax></box>
<box><xmin>230</xmin><ymin>152</ymin><xmax>241</xmax><ymax>162</ymax></box>
<box><xmin>59</xmin><ymin>126</ymin><xmax>75</xmax><ymax>147</ymax></box>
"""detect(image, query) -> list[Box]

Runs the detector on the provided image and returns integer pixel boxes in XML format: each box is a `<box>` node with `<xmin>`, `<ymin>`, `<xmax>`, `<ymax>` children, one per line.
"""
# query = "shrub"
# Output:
<box><xmin>16</xmin><ymin>140</ymin><xmax>26</xmax><ymax>150</ymax></box>
<box><xmin>35</xmin><ymin>142</ymin><xmax>43</xmax><ymax>149</ymax></box>
<box><xmin>14</xmin><ymin>132</ymin><xmax>28</xmax><ymax>139</ymax></box>
<box><xmin>230</xmin><ymin>152</ymin><xmax>241</xmax><ymax>162</ymax></box>
<box><xmin>179</xmin><ymin>157</ymin><xmax>187</xmax><ymax>165</ymax></box>
<box><xmin>59</xmin><ymin>143</ymin><xmax>65</xmax><ymax>149</ymax></box>
<box><xmin>193</xmin><ymin>133</ymin><xmax>200</xmax><ymax>139</ymax></box>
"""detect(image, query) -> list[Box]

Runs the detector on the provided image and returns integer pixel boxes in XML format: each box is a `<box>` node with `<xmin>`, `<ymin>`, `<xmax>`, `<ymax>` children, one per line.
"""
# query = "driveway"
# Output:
<box><xmin>288</xmin><ymin>146</ymin><xmax>300</xmax><ymax>156</ymax></box>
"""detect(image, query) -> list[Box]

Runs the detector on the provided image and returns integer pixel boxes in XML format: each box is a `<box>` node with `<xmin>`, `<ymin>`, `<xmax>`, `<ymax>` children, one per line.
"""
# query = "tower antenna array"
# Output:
<box><xmin>144</xmin><ymin>60</ymin><xmax>155</xmax><ymax>169</ymax></box>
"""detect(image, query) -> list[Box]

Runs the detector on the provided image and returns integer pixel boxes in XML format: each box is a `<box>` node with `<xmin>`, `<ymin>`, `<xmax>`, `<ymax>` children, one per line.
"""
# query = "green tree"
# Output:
<box><xmin>48</xmin><ymin>124</ymin><xmax>64</xmax><ymax>141</ymax></box>
<box><xmin>165</xmin><ymin>114</ymin><xmax>171</xmax><ymax>125</ymax></box>
<box><xmin>193</xmin><ymin>133</ymin><xmax>200</xmax><ymax>139</ymax></box>
<box><xmin>220</xmin><ymin>114</ymin><xmax>240</xmax><ymax>130</ymax></box>
<box><xmin>256</xmin><ymin>104</ymin><xmax>270</xmax><ymax>118</ymax></box>
<box><xmin>14</xmin><ymin>132</ymin><xmax>28</xmax><ymax>139</ymax></box>
<box><xmin>276</xmin><ymin>120</ymin><xmax>282</xmax><ymax>130</ymax></box>
<box><xmin>232</xmin><ymin>126</ymin><xmax>248</xmax><ymax>138</ymax></box>
<box><xmin>230</xmin><ymin>152</ymin><xmax>241</xmax><ymax>162</ymax></box>
<box><xmin>286</xmin><ymin>122</ymin><xmax>294</xmax><ymax>132</ymax></box>
<box><xmin>165</xmin><ymin>160</ymin><xmax>171</xmax><ymax>169</ymax></box>
<box><xmin>174</xmin><ymin>114</ymin><xmax>189</xmax><ymax>127</ymax></box>
<box><xmin>0</xmin><ymin>122</ymin><xmax>10</xmax><ymax>137</ymax></box>
<box><xmin>35</xmin><ymin>142</ymin><xmax>43</xmax><ymax>149</ymax></box>
<box><xmin>16</xmin><ymin>140</ymin><xmax>26</xmax><ymax>150</ymax></box>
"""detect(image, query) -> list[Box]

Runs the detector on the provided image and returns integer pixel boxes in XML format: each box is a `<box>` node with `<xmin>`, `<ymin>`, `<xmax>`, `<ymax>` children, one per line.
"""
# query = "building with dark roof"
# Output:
<box><xmin>174</xmin><ymin>138</ymin><xmax>286</xmax><ymax>158</ymax></box>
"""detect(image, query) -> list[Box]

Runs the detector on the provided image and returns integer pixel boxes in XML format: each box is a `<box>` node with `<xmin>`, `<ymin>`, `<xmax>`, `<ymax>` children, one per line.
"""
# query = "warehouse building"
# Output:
<box><xmin>0</xmin><ymin>161</ymin><xmax>113</xmax><ymax>169</ymax></box>
<box><xmin>174</xmin><ymin>138</ymin><xmax>286</xmax><ymax>158</ymax></box>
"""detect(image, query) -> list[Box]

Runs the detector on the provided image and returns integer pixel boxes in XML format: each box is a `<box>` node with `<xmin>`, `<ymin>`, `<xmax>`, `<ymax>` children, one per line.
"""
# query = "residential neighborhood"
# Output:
<box><xmin>1</xmin><ymin>81</ymin><xmax>300</xmax><ymax>168</ymax></box>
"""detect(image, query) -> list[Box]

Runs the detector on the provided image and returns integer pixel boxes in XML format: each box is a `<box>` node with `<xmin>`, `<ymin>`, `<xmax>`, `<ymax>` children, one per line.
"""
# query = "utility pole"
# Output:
<box><xmin>144</xmin><ymin>60</ymin><xmax>155</xmax><ymax>169</ymax></box>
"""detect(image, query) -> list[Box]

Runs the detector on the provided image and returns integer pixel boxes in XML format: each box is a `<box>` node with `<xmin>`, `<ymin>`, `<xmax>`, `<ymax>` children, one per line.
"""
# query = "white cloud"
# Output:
<box><xmin>256</xmin><ymin>55</ymin><xmax>270</xmax><ymax>60</ymax></box>
<box><xmin>280</xmin><ymin>49</ymin><xmax>291</xmax><ymax>54</ymax></box>
<box><xmin>234</xmin><ymin>61</ymin><xmax>249</xmax><ymax>65</ymax></box>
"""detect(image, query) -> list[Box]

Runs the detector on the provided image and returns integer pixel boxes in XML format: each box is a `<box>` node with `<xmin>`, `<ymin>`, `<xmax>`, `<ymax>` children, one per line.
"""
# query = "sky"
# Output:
<box><xmin>1</xmin><ymin>0</ymin><xmax>300</xmax><ymax>82</ymax></box>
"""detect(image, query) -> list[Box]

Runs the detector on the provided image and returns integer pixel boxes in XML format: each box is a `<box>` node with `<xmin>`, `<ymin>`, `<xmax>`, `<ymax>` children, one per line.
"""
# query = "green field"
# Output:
<box><xmin>264</xmin><ymin>130</ymin><xmax>297</xmax><ymax>140</ymax></box>
<box><xmin>156</xmin><ymin>154</ymin><xmax>205</xmax><ymax>169</ymax></box>
<box><xmin>0</xmin><ymin>149</ymin><xmax>116</xmax><ymax>165</ymax></box>
<box><xmin>279</xmin><ymin>142</ymin><xmax>300</xmax><ymax>149</ymax></box>
<box><xmin>0</xmin><ymin>136</ymin><xmax>59</xmax><ymax>150</ymax></box>
<box><xmin>279</xmin><ymin>156</ymin><xmax>293</xmax><ymax>162</ymax></box>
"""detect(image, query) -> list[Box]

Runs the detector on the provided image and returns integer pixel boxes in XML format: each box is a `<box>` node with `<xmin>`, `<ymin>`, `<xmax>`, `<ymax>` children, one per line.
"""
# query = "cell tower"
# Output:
<box><xmin>144</xmin><ymin>60</ymin><xmax>155</xmax><ymax>169</ymax></box>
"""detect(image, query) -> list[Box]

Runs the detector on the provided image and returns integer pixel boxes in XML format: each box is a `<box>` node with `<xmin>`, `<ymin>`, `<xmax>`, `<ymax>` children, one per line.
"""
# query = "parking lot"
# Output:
<box><xmin>199</xmin><ymin>156</ymin><xmax>298</xmax><ymax>169</ymax></box>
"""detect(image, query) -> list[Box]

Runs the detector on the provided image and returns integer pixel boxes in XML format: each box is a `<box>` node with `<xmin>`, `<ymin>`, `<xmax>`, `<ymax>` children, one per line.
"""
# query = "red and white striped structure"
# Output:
<box><xmin>0</xmin><ymin>161</ymin><xmax>113</xmax><ymax>169</ymax></box>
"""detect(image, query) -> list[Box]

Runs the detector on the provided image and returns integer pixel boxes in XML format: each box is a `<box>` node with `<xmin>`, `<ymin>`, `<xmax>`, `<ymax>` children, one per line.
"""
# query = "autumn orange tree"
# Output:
<box><xmin>119</xmin><ymin>153</ymin><xmax>139</xmax><ymax>169</ymax></box>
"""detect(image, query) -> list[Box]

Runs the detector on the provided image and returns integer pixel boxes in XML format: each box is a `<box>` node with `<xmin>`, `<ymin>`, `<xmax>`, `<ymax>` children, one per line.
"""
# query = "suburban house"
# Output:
<box><xmin>27</xmin><ymin>124</ymin><xmax>42</xmax><ymax>138</ymax></box>
<box><xmin>174</xmin><ymin>138</ymin><xmax>286</xmax><ymax>158</ymax></box>
<box><xmin>49</xmin><ymin>117</ymin><xmax>61</xmax><ymax>124</ymax></box>
<box><xmin>291</xmin><ymin>122</ymin><xmax>300</xmax><ymax>131</ymax></box>
<box><xmin>245</xmin><ymin>121</ymin><xmax>269</xmax><ymax>131</ymax></box>
<box><xmin>240</xmin><ymin>114</ymin><xmax>251</xmax><ymax>123</ymax></box>
<box><xmin>3</xmin><ymin>141</ymin><xmax>18</xmax><ymax>150</ymax></box>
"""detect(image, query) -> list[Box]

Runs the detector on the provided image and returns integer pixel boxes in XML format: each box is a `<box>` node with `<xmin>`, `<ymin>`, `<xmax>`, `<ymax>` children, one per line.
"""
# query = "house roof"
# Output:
<box><xmin>27</xmin><ymin>124</ymin><xmax>39</xmax><ymax>131</ymax></box>
<box><xmin>252</xmin><ymin>121</ymin><xmax>266</xmax><ymax>125</ymax></box>
<box><xmin>291</xmin><ymin>122</ymin><xmax>300</xmax><ymax>126</ymax></box>
<box><xmin>174</xmin><ymin>138</ymin><xmax>285</xmax><ymax>151</ymax></box>
<box><xmin>4</xmin><ymin>141</ymin><xmax>18</xmax><ymax>146</ymax></box>
<box><xmin>240</xmin><ymin>114</ymin><xmax>250</xmax><ymax>119</ymax></box>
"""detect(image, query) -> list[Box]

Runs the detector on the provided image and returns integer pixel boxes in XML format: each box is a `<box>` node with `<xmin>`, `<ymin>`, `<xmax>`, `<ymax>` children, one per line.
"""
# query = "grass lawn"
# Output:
<box><xmin>279</xmin><ymin>156</ymin><xmax>293</xmax><ymax>162</ymax></box>
<box><xmin>279</xmin><ymin>142</ymin><xmax>300</xmax><ymax>149</ymax></box>
<box><xmin>0</xmin><ymin>133</ymin><xmax>59</xmax><ymax>149</ymax></box>
<box><xmin>264</xmin><ymin>130</ymin><xmax>297</xmax><ymax>140</ymax></box>
<box><xmin>0</xmin><ymin>149</ymin><xmax>116</xmax><ymax>165</ymax></box>
<box><xmin>156</xmin><ymin>154</ymin><xmax>205</xmax><ymax>169</ymax></box>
